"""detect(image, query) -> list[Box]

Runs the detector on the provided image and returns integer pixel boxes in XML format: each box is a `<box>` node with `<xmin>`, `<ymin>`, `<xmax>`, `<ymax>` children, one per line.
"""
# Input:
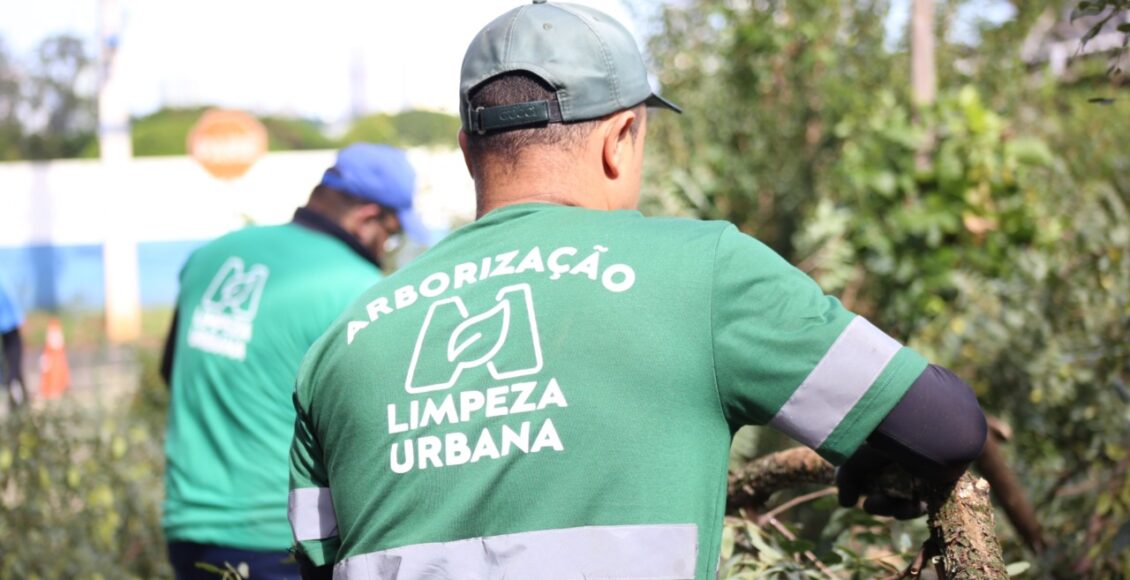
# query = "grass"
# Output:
<box><xmin>22</xmin><ymin>307</ymin><xmax>173</xmax><ymax>351</ymax></box>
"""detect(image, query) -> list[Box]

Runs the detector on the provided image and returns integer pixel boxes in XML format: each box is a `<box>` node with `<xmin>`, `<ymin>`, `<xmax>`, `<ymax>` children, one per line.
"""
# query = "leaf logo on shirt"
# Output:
<box><xmin>201</xmin><ymin>257</ymin><xmax>270</xmax><ymax>321</ymax></box>
<box><xmin>405</xmin><ymin>283</ymin><xmax>543</xmax><ymax>394</ymax></box>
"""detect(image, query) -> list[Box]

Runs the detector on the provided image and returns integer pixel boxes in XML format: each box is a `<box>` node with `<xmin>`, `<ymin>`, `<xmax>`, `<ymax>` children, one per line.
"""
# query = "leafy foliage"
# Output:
<box><xmin>341</xmin><ymin>109</ymin><xmax>460</xmax><ymax>149</ymax></box>
<box><xmin>0</xmin><ymin>410</ymin><xmax>168</xmax><ymax>576</ymax></box>
<box><xmin>0</xmin><ymin>349</ymin><xmax>170</xmax><ymax>578</ymax></box>
<box><xmin>1073</xmin><ymin>1</ymin><xmax>1130</xmax><ymax>41</ymax></box>
<box><xmin>0</xmin><ymin>34</ymin><xmax>98</xmax><ymax>160</ymax></box>
<box><xmin>798</xmin><ymin>86</ymin><xmax>1059</xmax><ymax>336</ymax></box>
<box><xmin>129</xmin><ymin>108</ymin><xmax>335</xmax><ymax>157</ymax></box>
<box><xmin>644</xmin><ymin>0</ymin><xmax>1130</xmax><ymax>576</ymax></box>
<box><xmin>0</xmin><ymin>32</ymin><xmax>461</xmax><ymax>160</ymax></box>
<box><xmin>129</xmin><ymin>107</ymin><xmax>207</xmax><ymax>157</ymax></box>
<box><xmin>644</xmin><ymin>0</ymin><xmax>898</xmax><ymax>255</ymax></box>
<box><xmin>260</xmin><ymin>116</ymin><xmax>335</xmax><ymax>152</ymax></box>
<box><xmin>719</xmin><ymin>501</ymin><xmax>928</xmax><ymax>578</ymax></box>
<box><xmin>388</xmin><ymin>109</ymin><xmax>461</xmax><ymax>148</ymax></box>
<box><xmin>341</xmin><ymin>113</ymin><xmax>399</xmax><ymax>147</ymax></box>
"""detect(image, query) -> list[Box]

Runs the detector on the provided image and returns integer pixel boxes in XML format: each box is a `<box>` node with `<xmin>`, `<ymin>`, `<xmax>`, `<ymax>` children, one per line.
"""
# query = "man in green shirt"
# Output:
<box><xmin>162</xmin><ymin>144</ymin><xmax>427</xmax><ymax>579</ymax></box>
<box><xmin>289</xmin><ymin>3</ymin><xmax>987</xmax><ymax>578</ymax></box>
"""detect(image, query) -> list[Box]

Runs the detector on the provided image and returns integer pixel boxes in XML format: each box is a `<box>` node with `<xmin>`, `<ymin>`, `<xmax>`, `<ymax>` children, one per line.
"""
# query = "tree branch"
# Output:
<box><xmin>763</xmin><ymin>516</ymin><xmax>838</xmax><ymax>579</ymax></box>
<box><xmin>729</xmin><ymin>447</ymin><xmax>1009</xmax><ymax>579</ymax></box>
<box><xmin>727</xmin><ymin>447</ymin><xmax>837</xmax><ymax>513</ymax></box>
<box><xmin>755</xmin><ymin>487</ymin><xmax>838</xmax><ymax>526</ymax></box>
<box><xmin>925</xmin><ymin>474</ymin><xmax>1009</xmax><ymax>579</ymax></box>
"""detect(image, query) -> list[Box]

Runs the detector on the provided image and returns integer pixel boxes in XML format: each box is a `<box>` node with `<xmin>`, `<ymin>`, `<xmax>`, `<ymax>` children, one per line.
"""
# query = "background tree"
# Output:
<box><xmin>387</xmin><ymin>109</ymin><xmax>461</xmax><ymax>148</ymax></box>
<box><xmin>22</xmin><ymin>34</ymin><xmax>97</xmax><ymax>160</ymax></box>
<box><xmin>0</xmin><ymin>34</ymin><xmax>97</xmax><ymax>160</ymax></box>
<box><xmin>0</xmin><ymin>38</ymin><xmax>24</xmax><ymax>161</ymax></box>
<box><xmin>340</xmin><ymin>109</ymin><xmax>460</xmax><ymax>149</ymax></box>
<box><xmin>124</xmin><ymin>108</ymin><xmax>336</xmax><ymax>157</ymax></box>
<box><xmin>643</xmin><ymin>0</ymin><xmax>898</xmax><ymax>255</ymax></box>
<box><xmin>341</xmin><ymin>112</ymin><xmax>399</xmax><ymax>147</ymax></box>
<box><xmin>642</xmin><ymin>0</ymin><xmax>1130</xmax><ymax>576</ymax></box>
<box><xmin>260</xmin><ymin>115</ymin><xmax>335</xmax><ymax>151</ymax></box>
<box><xmin>126</xmin><ymin>107</ymin><xmax>204</xmax><ymax>157</ymax></box>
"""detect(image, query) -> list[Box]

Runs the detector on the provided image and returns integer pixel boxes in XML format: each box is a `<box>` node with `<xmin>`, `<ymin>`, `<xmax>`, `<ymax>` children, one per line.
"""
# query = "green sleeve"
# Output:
<box><xmin>710</xmin><ymin>225</ymin><xmax>926</xmax><ymax>464</ymax></box>
<box><xmin>289</xmin><ymin>387</ymin><xmax>341</xmax><ymax>566</ymax></box>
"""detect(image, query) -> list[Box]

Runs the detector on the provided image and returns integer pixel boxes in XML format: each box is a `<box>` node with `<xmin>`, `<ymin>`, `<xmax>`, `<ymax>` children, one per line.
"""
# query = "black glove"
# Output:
<box><xmin>294</xmin><ymin>549</ymin><xmax>333</xmax><ymax>580</ymax></box>
<box><xmin>836</xmin><ymin>444</ymin><xmax>928</xmax><ymax>520</ymax></box>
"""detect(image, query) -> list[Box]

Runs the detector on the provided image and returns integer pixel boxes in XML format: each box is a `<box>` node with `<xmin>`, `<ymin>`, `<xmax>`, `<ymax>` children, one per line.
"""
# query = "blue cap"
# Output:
<box><xmin>319</xmin><ymin>143</ymin><xmax>429</xmax><ymax>245</ymax></box>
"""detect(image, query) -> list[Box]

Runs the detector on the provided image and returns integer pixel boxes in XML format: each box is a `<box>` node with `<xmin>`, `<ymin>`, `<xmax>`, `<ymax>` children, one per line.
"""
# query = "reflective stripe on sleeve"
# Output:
<box><xmin>768</xmin><ymin>316</ymin><xmax>902</xmax><ymax>449</ymax></box>
<box><xmin>333</xmin><ymin>523</ymin><xmax>698</xmax><ymax>579</ymax></box>
<box><xmin>289</xmin><ymin>487</ymin><xmax>338</xmax><ymax>542</ymax></box>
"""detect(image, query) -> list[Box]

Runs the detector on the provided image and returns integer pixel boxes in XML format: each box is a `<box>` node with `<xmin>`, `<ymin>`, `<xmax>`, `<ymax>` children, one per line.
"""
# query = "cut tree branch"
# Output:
<box><xmin>729</xmin><ymin>447</ymin><xmax>1008</xmax><ymax>579</ymax></box>
<box><xmin>727</xmin><ymin>446</ymin><xmax>837</xmax><ymax>513</ymax></box>
<box><xmin>926</xmin><ymin>474</ymin><xmax>1009</xmax><ymax>579</ymax></box>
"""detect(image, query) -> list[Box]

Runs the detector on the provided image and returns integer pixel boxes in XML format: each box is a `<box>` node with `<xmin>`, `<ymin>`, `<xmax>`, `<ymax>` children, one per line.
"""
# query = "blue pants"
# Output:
<box><xmin>167</xmin><ymin>541</ymin><xmax>300</xmax><ymax>580</ymax></box>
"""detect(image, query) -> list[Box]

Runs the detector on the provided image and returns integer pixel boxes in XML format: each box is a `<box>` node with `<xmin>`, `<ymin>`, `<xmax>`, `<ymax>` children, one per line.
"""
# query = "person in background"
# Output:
<box><xmin>160</xmin><ymin>144</ymin><xmax>427</xmax><ymax>579</ymax></box>
<box><xmin>287</xmin><ymin>2</ymin><xmax>987</xmax><ymax>578</ymax></box>
<box><xmin>0</xmin><ymin>279</ymin><xmax>28</xmax><ymax>411</ymax></box>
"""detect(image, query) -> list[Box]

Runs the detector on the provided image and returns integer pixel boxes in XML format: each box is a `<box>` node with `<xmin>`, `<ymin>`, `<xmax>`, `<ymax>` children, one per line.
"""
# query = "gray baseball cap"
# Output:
<box><xmin>460</xmin><ymin>0</ymin><xmax>681</xmax><ymax>135</ymax></box>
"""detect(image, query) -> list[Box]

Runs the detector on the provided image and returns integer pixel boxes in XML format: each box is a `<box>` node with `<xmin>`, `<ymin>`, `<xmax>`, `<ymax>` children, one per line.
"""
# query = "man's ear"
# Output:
<box><xmin>601</xmin><ymin>109</ymin><xmax>639</xmax><ymax>180</ymax></box>
<box><xmin>343</xmin><ymin>203</ymin><xmax>381</xmax><ymax>236</ymax></box>
<box><xmin>458</xmin><ymin>131</ymin><xmax>475</xmax><ymax>178</ymax></box>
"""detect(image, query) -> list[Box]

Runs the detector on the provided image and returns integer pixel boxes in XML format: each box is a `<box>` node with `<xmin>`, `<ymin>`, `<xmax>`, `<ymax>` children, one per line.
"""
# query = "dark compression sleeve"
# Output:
<box><xmin>867</xmin><ymin>364</ymin><xmax>988</xmax><ymax>483</ymax></box>
<box><xmin>160</xmin><ymin>309</ymin><xmax>179</xmax><ymax>388</ymax></box>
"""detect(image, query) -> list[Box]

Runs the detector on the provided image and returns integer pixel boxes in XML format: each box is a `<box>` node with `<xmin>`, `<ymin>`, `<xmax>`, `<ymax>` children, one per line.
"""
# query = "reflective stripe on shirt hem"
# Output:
<box><xmin>768</xmin><ymin>316</ymin><xmax>902</xmax><ymax>449</ymax></box>
<box><xmin>289</xmin><ymin>487</ymin><xmax>338</xmax><ymax>542</ymax></box>
<box><xmin>332</xmin><ymin>523</ymin><xmax>698</xmax><ymax>579</ymax></box>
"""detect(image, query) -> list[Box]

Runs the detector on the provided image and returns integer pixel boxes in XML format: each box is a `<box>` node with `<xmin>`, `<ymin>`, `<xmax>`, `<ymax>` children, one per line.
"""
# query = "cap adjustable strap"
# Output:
<box><xmin>471</xmin><ymin>99</ymin><xmax>565</xmax><ymax>134</ymax></box>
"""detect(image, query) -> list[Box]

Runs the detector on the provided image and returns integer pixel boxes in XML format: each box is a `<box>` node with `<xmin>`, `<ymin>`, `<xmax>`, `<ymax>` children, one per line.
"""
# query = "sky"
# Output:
<box><xmin>0</xmin><ymin>0</ymin><xmax>650</xmax><ymax>123</ymax></box>
<box><xmin>0</xmin><ymin>0</ymin><xmax>1016</xmax><ymax>123</ymax></box>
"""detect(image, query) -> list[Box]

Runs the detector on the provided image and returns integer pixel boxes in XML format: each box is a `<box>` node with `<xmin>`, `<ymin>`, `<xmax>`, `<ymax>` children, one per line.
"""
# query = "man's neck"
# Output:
<box><xmin>292</xmin><ymin>207</ymin><xmax>380</xmax><ymax>267</ymax></box>
<box><xmin>473</xmin><ymin>167</ymin><xmax>613</xmax><ymax>218</ymax></box>
<box><xmin>475</xmin><ymin>190</ymin><xmax>585</xmax><ymax>218</ymax></box>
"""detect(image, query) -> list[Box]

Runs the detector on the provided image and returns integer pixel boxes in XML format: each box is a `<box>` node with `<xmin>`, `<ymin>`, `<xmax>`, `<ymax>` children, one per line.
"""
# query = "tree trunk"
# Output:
<box><xmin>911</xmin><ymin>0</ymin><xmax>937</xmax><ymax>106</ymax></box>
<box><xmin>911</xmin><ymin>0</ymin><xmax>937</xmax><ymax>172</ymax></box>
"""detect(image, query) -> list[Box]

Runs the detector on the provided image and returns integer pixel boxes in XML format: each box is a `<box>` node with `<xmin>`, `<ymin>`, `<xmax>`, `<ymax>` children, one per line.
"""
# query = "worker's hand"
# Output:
<box><xmin>836</xmin><ymin>444</ymin><xmax>927</xmax><ymax>520</ymax></box>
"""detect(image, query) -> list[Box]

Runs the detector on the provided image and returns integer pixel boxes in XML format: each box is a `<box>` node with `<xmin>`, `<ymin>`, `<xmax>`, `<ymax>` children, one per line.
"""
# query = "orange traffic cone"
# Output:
<box><xmin>39</xmin><ymin>318</ymin><xmax>70</xmax><ymax>399</ymax></box>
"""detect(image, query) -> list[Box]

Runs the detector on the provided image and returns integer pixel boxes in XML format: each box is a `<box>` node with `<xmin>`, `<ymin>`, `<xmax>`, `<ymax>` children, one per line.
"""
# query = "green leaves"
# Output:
<box><xmin>1072</xmin><ymin>0</ymin><xmax>1130</xmax><ymax>60</ymax></box>
<box><xmin>0</xmin><ymin>402</ymin><xmax>170</xmax><ymax>578</ymax></box>
<box><xmin>129</xmin><ymin>107</ymin><xmax>461</xmax><ymax>159</ymax></box>
<box><xmin>340</xmin><ymin>110</ymin><xmax>461</xmax><ymax>150</ymax></box>
<box><xmin>1006</xmin><ymin>561</ymin><xmax>1032</xmax><ymax>576</ymax></box>
<box><xmin>646</xmin><ymin>0</ymin><xmax>900</xmax><ymax>254</ymax></box>
<box><xmin>647</xmin><ymin>1</ymin><xmax>1130</xmax><ymax>576</ymax></box>
<box><xmin>1072</xmin><ymin>1</ymin><xmax>1109</xmax><ymax>22</ymax></box>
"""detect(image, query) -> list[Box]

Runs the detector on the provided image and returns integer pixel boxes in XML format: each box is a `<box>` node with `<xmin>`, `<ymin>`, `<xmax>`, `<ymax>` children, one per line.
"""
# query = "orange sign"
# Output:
<box><xmin>187</xmin><ymin>109</ymin><xmax>268</xmax><ymax>180</ymax></box>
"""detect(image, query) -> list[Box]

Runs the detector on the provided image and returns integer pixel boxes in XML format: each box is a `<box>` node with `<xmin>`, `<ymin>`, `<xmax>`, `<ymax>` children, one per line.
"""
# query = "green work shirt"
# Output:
<box><xmin>164</xmin><ymin>222</ymin><xmax>381</xmax><ymax>551</ymax></box>
<box><xmin>289</xmin><ymin>204</ymin><xmax>926</xmax><ymax>578</ymax></box>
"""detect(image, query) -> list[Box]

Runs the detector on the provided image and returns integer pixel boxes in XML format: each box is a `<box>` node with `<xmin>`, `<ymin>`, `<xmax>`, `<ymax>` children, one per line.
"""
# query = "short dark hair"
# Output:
<box><xmin>465</xmin><ymin>72</ymin><xmax>641</xmax><ymax>171</ymax></box>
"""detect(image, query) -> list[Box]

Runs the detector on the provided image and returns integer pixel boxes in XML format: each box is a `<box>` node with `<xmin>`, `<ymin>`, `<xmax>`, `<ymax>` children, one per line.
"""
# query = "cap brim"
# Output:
<box><xmin>644</xmin><ymin>93</ymin><xmax>682</xmax><ymax>114</ymax></box>
<box><xmin>396</xmin><ymin>207</ymin><xmax>432</xmax><ymax>246</ymax></box>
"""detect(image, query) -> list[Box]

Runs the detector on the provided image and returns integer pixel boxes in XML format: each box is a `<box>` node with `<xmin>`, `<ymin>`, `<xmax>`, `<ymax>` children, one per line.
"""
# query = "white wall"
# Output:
<box><xmin>0</xmin><ymin>148</ymin><xmax>476</xmax><ymax>248</ymax></box>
